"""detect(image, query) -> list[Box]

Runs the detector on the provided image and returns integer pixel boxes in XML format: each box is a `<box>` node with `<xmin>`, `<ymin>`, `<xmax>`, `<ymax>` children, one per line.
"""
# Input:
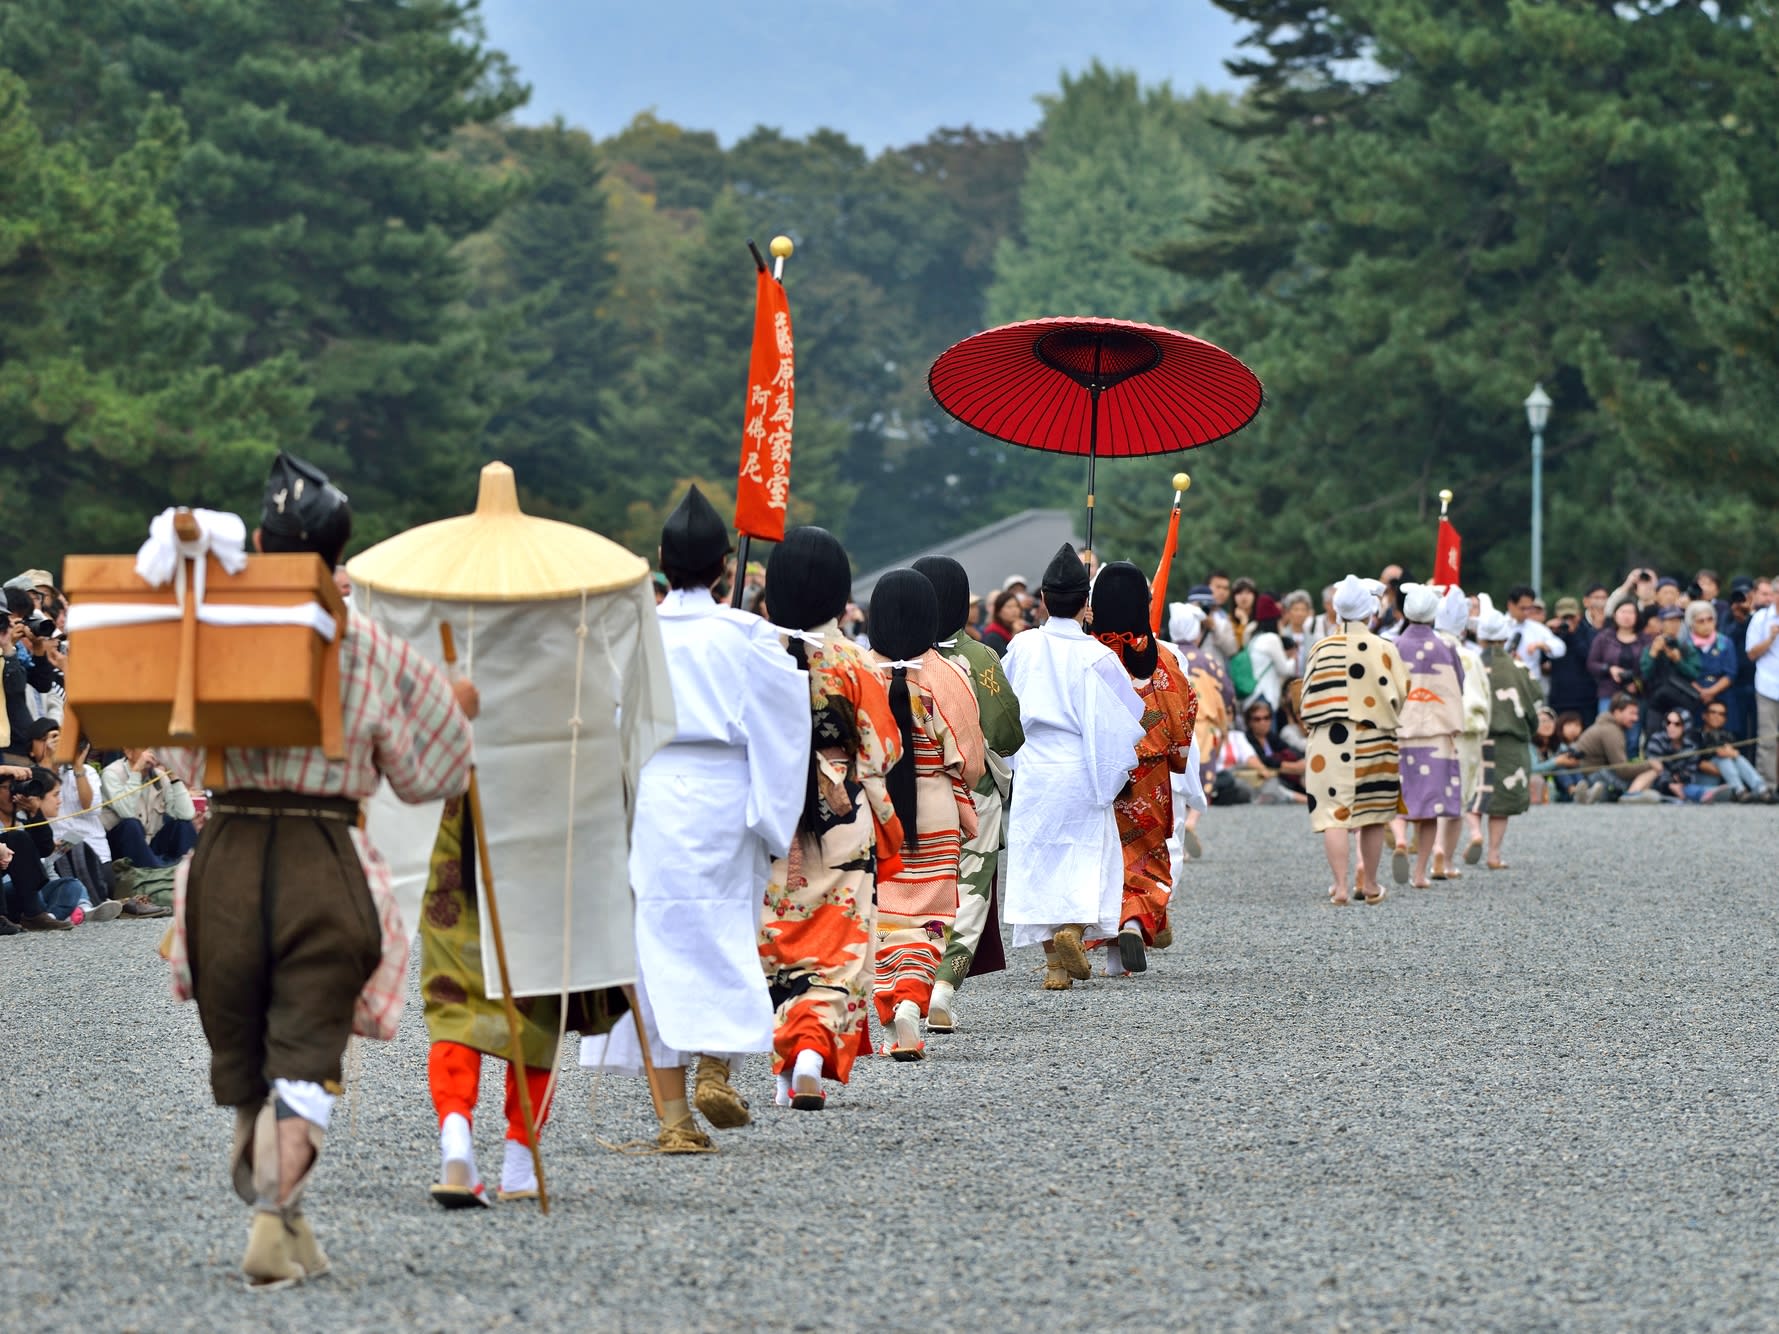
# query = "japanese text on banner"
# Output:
<box><xmin>735</xmin><ymin>270</ymin><xmax>795</xmax><ymax>541</ymax></box>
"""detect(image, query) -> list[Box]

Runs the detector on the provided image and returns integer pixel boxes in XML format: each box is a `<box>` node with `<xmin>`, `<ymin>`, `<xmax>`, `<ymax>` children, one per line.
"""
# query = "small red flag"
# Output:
<box><xmin>734</xmin><ymin>269</ymin><xmax>795</xmax><ymax>542</ymax></box>
<box><xmin>1435</xmin><ymin>517</ymin><xmax>1462</xmax><ymax>586</ymax></box>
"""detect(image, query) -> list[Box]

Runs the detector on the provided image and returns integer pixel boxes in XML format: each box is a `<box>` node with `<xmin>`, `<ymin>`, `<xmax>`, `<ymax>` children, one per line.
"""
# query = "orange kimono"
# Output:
<box><xmin>1105</xmin><ymin>643</ymin><xmax>1197</xmax><ymax>944</ymax></box>
<box><xmin>758</xmin><ymin>626</ymin><xmax>904</xmax><ymax>1084</ymax></box>
<box><xmin>871</xmin><ymin>652</ymin><xmax>981</xmax><ymax>1024</ymax></box>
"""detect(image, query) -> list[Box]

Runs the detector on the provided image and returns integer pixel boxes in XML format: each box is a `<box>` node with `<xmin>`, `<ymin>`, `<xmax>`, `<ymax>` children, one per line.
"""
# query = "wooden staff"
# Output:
<box><xmin>169</xmin><ymin>509</ymin><xmax>202</xmax><ymax>740</ymax></box>
<box><xmin>623</xmin><ymin>983</ymin><xmax>669</xmax><ymax>1125</ymax></box>
<box><xmin>439</xmin><ymin>622</ymin><xmax>549</xmax><ymax>1214</ymax></box>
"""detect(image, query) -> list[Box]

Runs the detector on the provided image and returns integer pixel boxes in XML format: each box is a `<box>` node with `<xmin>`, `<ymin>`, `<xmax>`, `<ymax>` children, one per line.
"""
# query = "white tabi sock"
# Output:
<box><xmin>929</xmin><ymin>980</ymin><xmax>955</xmax><ymax>1017</ymax></box>
<box><xmin>1104</xmin><ymin>945</ymin><xmax>1128</xmax><ymax>977</ymax></box>
<box><xmin>440</xmin><ymin>1112</ymin><xmax>478</xmax><ymax>1185</ymax></box>
<box><xmin>775</xmin><ymin>1072</ymin><xmax>793</xmax><ymax>1107</ymax></box>
<box><xmin>501</xmin><ymin>1139</ymin><xmax>538</xmax><ymax>1195</ymax></box>
<box><xmin>792</xmin><ymin>1049</ymin><xmax>824</xmax><ymax>1087</ymax></box>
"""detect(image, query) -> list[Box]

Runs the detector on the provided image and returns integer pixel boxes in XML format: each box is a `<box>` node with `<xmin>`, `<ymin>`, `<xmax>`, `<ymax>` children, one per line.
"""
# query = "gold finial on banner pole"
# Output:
<box><xmin>770</xmin><ymin>234</ymin><xmax>793</xmax><ymax>280</ymax></box>
<box><xmin>1172</xmin><ymin>471</ymin><xmax>1191</xmax><ymax>501</ymax></box>
<box><xmin>1438</xmin><ymin>487</ymin><xmax>1453</xmax><ymax>518</ymax></box>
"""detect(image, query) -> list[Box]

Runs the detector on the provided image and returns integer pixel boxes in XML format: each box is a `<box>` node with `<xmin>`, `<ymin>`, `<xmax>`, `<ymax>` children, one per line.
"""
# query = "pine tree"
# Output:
<box><xmin>3</xmin><ymin>0</ymin><xmax>529</xmax><ymax>544</ymax></box>
<box><xmin>1150</xmin><ymin>0</ymin><xmax>1775</xmax><ymax>591</ymax></box>
<box><xmin>0</xmin><ymin>71</ymin><xmax>307</xmax><ymax>564</ymax></box>
<box><xmin>475</xmin><ymin>122</ymin><xmax>621</xmax><ymax>523</ymax></box>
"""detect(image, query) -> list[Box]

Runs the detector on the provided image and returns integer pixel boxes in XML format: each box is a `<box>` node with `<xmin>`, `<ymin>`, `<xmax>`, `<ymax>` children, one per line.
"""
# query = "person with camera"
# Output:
<box><xmin>23</xmin><ymin>720</ymin><xmax>168</xmax><ymax>917</ymax></box>
<box><xmin>1545</xmin><ymin>596</ymin><xmax>1599</xmax><ymax>717</ymax></box>
<box><xmin>99</xmin><ymin>746</ymin><xmax>198</xmax><ymax>868</ymax></box>
<box><xmin>0</xmin><ymin>764</ymin><xmax>84</xmax><ymax>930</ymax></box>
<box><xmin>1606</xmin><ymin>567</ymin><xmax>1660</xmax><ymax>619</ymax></box>
<box><xmin>1639</xmin><ymin>606</ymin><xmax>1703</xmax><ymax>731</ymax></box>
<box><xmin>1572</xmin><ymin>694</ymin><xmax>1665</xmax><ymax>804</ymax></box>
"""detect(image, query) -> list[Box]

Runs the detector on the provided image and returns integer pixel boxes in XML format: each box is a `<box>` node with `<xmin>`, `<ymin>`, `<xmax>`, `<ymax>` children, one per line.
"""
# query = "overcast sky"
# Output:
<box><xmin>479</xmin><ymin>0</ymin><xmax>1247</xmax><ymax>153</ymax></box>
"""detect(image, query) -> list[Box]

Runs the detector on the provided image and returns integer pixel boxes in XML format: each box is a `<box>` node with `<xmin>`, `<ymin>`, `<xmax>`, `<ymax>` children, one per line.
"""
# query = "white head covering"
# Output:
<box><xmin>1401</xmin><ymin>582</ymin><xmax>1440</xmax><ymax>624</ymax></box>
<box><xmin>1434</xmin><ymin>585</ymin><xmax>1469</xmax><ymax>636</ymax></box>
<box><xmin>1169</xmin><ymin>601</ymin><xmax>1205</xmax><ymax>645</ymax></box>
<box><xmin>1476</xmin><ymin>608</ymin><xmax>1515</xmax><ymax>643</ymax></box>
<box><xmin>1331</xmin><ymin>574</ymin><xmax>1378</xmax><ymax>624</ymax></box>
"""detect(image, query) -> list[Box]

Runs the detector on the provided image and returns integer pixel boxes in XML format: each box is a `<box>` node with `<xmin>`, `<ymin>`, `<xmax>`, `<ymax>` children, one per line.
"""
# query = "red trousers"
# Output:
<box><xmin>427</xmin><ymin>1041</ymin><xmax>553</xmax><ymax>1143</ymax></box>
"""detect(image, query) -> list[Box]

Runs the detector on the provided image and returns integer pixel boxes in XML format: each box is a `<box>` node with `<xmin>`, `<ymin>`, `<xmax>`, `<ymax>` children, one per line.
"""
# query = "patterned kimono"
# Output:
<box><xmin>1102</xmin><ymin>643</ymin><xmax>1197</xmax><ymax>944</ymax></box>
<box><xmin>871</xmin><ymin>652</ymin><xmax>980</xmax><ymax>1023</ymax></box>
<box><xmin>1395</xmin><ymin>623</ymin><xmax>1467</xmax><ymax>820</ymax></box>
<box><xmin>758</xmin><ymin>623</ymin><xmax>903</xmax><ymax>1084</ymax></box>
<box><xmin>1442</xmin><ymin>632</ymin><xmax>1491</xmax><ymax>807</ymax></box>
<box><xmin>934</xmin><ymin>635</ymin><xmax>1023</xmax><ymax>987</ymax></box>
<box><xmin>1300</xmin><ymin>621</ymin><xmax>1411</xmax><ymax>832</ymax></box>
<box><xmin>1472</xmin><ymin>647</ymin><xmax>1542</xmax><ymax>818</ymax></box>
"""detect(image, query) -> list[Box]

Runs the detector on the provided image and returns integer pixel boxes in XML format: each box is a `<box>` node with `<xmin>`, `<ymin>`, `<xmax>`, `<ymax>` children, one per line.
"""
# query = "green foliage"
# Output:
<box><xmin>4</xmin><ymin>0</ymin><xmax>529</xmax><ymax>547</ymax></box>
<box><xmin>0</xmin><ymin>70</ymin><xmax>306</xmax><ymax>565</ymax></box>
<box><xmin>1149</xmin><ymin>0</ymin><xmax>1779</xmax><ymax>594</ymax></box>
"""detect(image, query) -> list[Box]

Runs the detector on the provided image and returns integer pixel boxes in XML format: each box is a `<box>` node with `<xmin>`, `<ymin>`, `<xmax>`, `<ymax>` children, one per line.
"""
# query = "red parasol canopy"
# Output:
<box><xmin>928</xmin><ymin>316</ymin><xmax>1262</xmax><ymax>549</ymax></box>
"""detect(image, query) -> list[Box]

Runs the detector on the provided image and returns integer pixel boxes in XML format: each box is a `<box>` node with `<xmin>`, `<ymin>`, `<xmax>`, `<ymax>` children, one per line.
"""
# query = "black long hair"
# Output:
<box><xmin>1090</xmin><ymin>561</ymin><xmax>1158</xmax><ymax>678</ymax></box>
<box><xmin>767</xmin><ymin>527</ymin><xmax>858</xmax><ymax>832</ymax></box>
<box><xmin>867</xmin><ymin>569</ymin><xmax>939</xmax><ymax>847</ymax></box>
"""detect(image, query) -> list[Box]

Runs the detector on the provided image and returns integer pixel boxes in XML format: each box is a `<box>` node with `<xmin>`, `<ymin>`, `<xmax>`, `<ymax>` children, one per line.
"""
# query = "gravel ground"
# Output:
<box><xmin>6</xmin><ymin>803</ymin><xmax>1779</xmax><ymax>1332</ymax></box>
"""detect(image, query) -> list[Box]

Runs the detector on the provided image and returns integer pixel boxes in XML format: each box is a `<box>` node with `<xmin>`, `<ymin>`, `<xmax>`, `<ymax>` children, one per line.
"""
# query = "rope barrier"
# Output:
<box><xmin>5</xmin><ymin>774</ymin><xmax>170</xmax><ymax>831</ymax></box>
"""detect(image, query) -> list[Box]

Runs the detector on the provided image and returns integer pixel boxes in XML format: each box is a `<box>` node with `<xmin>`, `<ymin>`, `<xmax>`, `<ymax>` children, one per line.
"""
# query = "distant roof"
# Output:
<box><xmin>852</xmin><ymin>508</ymin><xmax>1083</xmax><ymax>602</ymax></box>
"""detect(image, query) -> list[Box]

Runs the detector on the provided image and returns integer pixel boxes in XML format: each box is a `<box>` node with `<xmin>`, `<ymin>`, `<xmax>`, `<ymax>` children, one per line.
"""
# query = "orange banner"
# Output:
<box><xmin>1435</xmin><ymin>516</ymin><xmax>1462</xmax><ymax>586</ymax></box>
<box><xmin>1150</xmin><ymin>501</ymin><xmax>1181</xmax><ymax>635</ymax></box>
<box><xmin>735</xmin><ymin>269</ymin><xmax>795</xmax><ymax>541</ymax></box>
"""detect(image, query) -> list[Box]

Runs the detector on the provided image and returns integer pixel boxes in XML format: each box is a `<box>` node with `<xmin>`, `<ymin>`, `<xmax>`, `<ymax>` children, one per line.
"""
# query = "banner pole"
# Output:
<box><xmin>731</xmin><ymin>535</ymin><xmax>751</xmax><ymax>609</ymax></box>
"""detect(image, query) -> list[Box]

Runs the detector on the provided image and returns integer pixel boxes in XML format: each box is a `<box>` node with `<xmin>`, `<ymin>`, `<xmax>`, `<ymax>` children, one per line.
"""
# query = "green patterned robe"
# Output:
<box><xmin>420</xmin><ymin>798</ymin><xmax>621</xmax><ymax>1067</ymax></box>
<box><xmin>934</xmin><ymin>634</ymin><xmax>1024</xmax><ymax>986</ymax></box>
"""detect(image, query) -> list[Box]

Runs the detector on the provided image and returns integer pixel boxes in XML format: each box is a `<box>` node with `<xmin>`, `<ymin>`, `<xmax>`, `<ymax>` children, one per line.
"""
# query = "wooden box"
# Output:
<box><xmin>60</xmin><ymin>551</ymin><xmax>345</xmax><ymax>757</ymax></box>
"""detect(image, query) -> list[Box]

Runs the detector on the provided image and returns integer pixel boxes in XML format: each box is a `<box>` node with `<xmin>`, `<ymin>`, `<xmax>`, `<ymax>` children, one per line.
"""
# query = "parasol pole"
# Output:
<box><xmin>1084</xmin><ymin>336</ymin><xmax>1104</xmax><ymax>555</ymax></box>
<box><xmin>439</xmin><ymin>621</ymin><xmax>549</xmax><ymax>1215</ymax></box>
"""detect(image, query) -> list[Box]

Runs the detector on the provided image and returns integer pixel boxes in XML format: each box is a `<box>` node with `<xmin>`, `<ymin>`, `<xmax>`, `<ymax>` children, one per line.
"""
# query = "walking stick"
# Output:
<box><xmin>439</xmin><ymin>623</ymin><xmax>549</xmax><ymax>1214</ymax></box>
<box><xmin>622</xmin><ymin>984</ymin><xmax>670</xmax><ymax>1125</ymax></box>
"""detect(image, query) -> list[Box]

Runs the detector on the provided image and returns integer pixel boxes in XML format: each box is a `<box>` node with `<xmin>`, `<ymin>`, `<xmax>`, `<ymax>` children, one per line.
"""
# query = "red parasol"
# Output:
<box><xmin>927</xmin><ymin>316</ymin><xmax>1262</xmax><ymax>552</ymax></box>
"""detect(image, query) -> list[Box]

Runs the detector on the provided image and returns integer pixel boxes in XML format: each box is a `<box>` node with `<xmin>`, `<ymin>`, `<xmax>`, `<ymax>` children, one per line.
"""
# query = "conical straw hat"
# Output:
<box><xmin>347</xmin><ymin>462</ymin><xmax>648</xmax><ymax>602</ymax></box>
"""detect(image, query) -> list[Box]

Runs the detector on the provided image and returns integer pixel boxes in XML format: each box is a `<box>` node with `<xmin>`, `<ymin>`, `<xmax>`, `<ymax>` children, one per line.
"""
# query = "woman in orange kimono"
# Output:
<box><xmin>865</xmin><ymin>569</ymin><xmax>981</xmax><ymax>1060</ymax></box>
<box><xmin>1087</xmin><ymin>563</ymin><xmax>1197</xmax><ymax>976</ymax></box>
<box><xmin>759</xmin><ymin>528</ymin><xmax>904</xmax><ymax>1112</ymax></box>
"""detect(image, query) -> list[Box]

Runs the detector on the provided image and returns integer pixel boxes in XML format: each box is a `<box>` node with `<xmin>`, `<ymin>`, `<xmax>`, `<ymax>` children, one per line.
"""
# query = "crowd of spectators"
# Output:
<box><xmin>715</xmin><ymin>556</ymin><xmax>1779</xmax><ymax>813</ymax></box>
<box><xmin>2</xmin><ymin>569</ymin><xmax>189</xmax><ymax>935</ymax></box>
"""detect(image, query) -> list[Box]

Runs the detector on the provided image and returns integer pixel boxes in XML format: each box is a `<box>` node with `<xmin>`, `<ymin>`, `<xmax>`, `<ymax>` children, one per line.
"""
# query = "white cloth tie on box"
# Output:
<box><xmin>135</xmin><ymin>507</ymin><xmax>249</xmax><ymax>610</ymax></box>
<box><xmin>67</xmin><ymin>600</ymin><xmax>337</xmax><ymax>641</ymax></box>
<box><xmin>72</xmin><ymin>507</ymin><xmax>336</xmax><ymax>641</ymax></box>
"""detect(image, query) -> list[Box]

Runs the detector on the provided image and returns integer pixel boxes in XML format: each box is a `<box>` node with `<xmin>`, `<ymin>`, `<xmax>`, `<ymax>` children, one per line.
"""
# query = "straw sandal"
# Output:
<box><xmin>1051</xmin><ymin>925</ymin><xmax>1092</xmax><ymax>981</ymax></box>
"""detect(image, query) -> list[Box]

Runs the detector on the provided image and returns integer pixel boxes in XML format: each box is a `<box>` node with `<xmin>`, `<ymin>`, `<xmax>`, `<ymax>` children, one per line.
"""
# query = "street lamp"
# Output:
<box><xmin>1524</xmin><ymin>381</ymin><xmax>1552</xmax><ymax>594</ymax></box>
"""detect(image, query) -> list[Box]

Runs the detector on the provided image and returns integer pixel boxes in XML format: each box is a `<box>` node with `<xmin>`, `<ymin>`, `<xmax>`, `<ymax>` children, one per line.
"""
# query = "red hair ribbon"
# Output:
<box><xmin>1096</xmin><ymin>631</ymin><xmax>1150</xmax><ymax>650</ymax></box>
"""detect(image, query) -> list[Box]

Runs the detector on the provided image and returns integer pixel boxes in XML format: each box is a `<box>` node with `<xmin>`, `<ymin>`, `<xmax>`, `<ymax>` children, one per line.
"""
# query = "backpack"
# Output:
<box><xmin>1229</xmin><ymin>638</ymin><xmax>1273</xmax><ymax>701</ymax></box>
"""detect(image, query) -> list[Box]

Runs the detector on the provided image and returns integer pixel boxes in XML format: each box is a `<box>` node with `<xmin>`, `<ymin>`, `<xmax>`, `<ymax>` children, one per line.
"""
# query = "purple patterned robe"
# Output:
<box><xmin>1395</xmin><ymin>623</ymin><xmax>1466</xmax><ymax>820</ymax></box>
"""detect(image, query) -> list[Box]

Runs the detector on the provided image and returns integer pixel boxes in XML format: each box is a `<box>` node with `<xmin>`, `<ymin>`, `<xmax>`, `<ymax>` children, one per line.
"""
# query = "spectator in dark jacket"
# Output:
<box><xmin>1546</xmin><ymin>595</ymin><xmax>1598</xmax><ymax>716</ymax></box>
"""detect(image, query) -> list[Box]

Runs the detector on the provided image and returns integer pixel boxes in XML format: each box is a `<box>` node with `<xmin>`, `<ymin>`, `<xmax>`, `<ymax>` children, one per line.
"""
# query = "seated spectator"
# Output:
<box><xmin>99</xmin><ymin>748</ymin><xmax>198</xmax><ymax>867</ymax></box>
<box><xmin>1640</xmin><ymin>606</ymin><xmax>1702</xmax><ymax>722</ymax></box>
<box><xmin>1536</xmin><ymin>710</ymin><xmax>1591</xmax><ymax>802</ymax></box>
<box><xmin>1646</xmin><ymin>711</ymin><xmax>1727</xmax><ymax>803</ymax></box>
<box><xmin>1685</xmin><ymin>601</ymin><xmax>1739</xmax><ymax>732</ymax></box>
<box><xmin>0</xmin><ymin>765</ymin><xmax>78</xmax><ymax>930</ymax></box>
<box><xmin>1572</xmin><ymin>693</ymin><xmax>1663</xmax><ymax>804</ymax></box>
<box><xmin>16</xmin><ymin>775</ymin><xmax>124</xmax><ymax>919</ymax></box>
<box><xmin>1240</xmin><ymin>699</ymin><xmax>1307</xmax><ymax>804</ymax></box>
<box><xmin>1697</xmin><ymin>699</ymin><xmax>1770</xmax><ymax>802</ymax></box>
<box><xmin>1277</xmin><ymin>678</ymin><xmax>1311</xmax><ymax>754</ymax></box>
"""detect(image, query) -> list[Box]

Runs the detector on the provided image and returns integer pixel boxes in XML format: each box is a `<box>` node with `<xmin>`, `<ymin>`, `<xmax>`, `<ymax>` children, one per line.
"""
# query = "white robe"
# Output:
<box><xmin>581</xmin><ymin>588</ymin><xmax>809</xmax><ymax>1073</ymax></box>
<box><xmin>1000</xmin><ymin>617</ymin><xmax>1145</xmax><ymax>947</ymax></box>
